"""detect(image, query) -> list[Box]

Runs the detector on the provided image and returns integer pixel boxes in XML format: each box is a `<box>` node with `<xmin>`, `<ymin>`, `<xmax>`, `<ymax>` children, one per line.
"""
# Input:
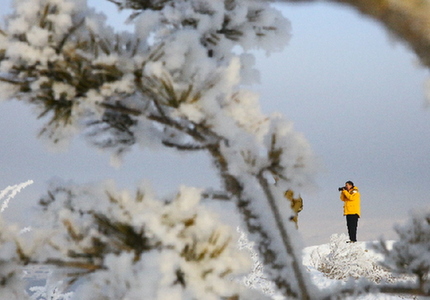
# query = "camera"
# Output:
<box><xmin>338</xmin><ymin>186</ymin><xmax>345</xmax><ymax>191</ymax></box>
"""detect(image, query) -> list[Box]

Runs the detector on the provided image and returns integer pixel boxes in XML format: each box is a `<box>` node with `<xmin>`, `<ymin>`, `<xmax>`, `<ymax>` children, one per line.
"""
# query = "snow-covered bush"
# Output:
<box><xmin>376</xmin><ymin>207</ymin><xmax>430</xmax><ymax>291</ymax></box>
<box><xmin>311</xmin><ymin>234</ymin><xmax>392</xmax><ymax>283</ymax></box>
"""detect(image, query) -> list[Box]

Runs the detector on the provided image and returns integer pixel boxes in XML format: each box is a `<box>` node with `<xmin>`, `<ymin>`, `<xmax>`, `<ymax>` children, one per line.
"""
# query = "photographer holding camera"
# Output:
<box><xmin>339</xmin><ymin>181</ymin><xmax>361</xmax><ymax>243</ymax></box>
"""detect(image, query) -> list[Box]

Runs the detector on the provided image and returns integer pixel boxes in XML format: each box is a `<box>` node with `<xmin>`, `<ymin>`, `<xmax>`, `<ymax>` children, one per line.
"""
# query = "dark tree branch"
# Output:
<box><xmin>278</xmin><ymin>0</ymin><xmax>430</xmax><ymax>70</ymax></box>
<box><xmin>101</xmin><ymin>102</ymin><xmax>142</xmax><ymax>116</ymax></box>
<box><xmin>55</xmin><ymin>18</ymin><xmax>85</xmax><ymax>54</ymax></box>
<box><xmin>201</xmin><ymin>190</ymin><xmax>231</xmax><ymax>201</ymax></box>
<box><xmin>161</xmin><ymin>140</ymin><xmax>207</xmax><ymax>151</ymax></box>
<box><xmin>257</xmin><ymin>170</ymin><xmax>311</xmax><ymax>299</ymax></box>
<box><xmin>206</xmin><ymin>143</ymin><xmax>306</xmax><ymax>298</ymax></box>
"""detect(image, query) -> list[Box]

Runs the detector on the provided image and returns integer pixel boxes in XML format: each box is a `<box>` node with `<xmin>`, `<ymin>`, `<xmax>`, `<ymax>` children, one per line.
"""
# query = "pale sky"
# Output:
<box><xmin>0</xmin><ymin>1</ymin><xmax>429</xmax><ymax>246</ymax></box>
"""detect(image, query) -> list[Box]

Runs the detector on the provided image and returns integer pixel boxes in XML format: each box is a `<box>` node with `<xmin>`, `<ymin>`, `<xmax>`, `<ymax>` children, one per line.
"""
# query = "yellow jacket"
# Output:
<box><xmin>340</xmin><ymin>186</ymin><xmax>360</xmax><ymax>216</ymax></box>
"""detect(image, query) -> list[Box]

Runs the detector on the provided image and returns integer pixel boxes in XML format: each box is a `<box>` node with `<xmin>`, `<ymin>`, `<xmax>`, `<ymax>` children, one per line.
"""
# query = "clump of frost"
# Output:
<box><xmin>0</xmin><ymin>81</ymin><xmax>20</xmax><ymax>101</ymax></box>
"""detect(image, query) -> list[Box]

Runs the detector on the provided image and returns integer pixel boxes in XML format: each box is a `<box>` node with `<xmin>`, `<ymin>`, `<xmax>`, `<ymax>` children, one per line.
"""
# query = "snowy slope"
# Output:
<box><xmin>302</xmin><ymin>236</ymin><xmax>405</xmax><ymax>300</ymax></box>
<box><xmin>21</xmin><ymin>237</ymin><xmax>409</xmax><ymax>300</ymax></box>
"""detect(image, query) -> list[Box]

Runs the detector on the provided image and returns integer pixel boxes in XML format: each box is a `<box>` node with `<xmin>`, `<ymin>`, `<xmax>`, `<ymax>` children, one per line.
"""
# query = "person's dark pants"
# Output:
<box><xmin>346</xmin><ymin>214</ymin><xmax>359</xmax><ymax>242</ymax></box>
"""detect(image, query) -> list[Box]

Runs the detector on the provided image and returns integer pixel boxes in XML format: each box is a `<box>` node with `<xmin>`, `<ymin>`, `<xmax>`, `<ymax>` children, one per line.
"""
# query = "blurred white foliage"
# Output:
<box><xmin>376</xmin><ymin>206</ymin><xmax>430</xmax><ymax>287</ymax></box>
<box><xmin>25</xmin><ymin>181</ymin><xmax>253</xmax><ymax>300</ymax></box>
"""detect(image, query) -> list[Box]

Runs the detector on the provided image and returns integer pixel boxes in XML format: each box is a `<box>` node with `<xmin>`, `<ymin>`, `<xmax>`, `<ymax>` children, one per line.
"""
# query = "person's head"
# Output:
<box><xmin>345</xmin><ymin>181</ymin><xmax>354</xmax><ymax>190</ymax></box>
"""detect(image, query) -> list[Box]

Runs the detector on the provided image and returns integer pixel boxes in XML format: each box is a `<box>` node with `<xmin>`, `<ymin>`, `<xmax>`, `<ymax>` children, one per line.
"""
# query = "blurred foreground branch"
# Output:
<box><xmin>280</xmin><ymin>0</ymin><xmax>430</xmax><ymax>69</ymax></box>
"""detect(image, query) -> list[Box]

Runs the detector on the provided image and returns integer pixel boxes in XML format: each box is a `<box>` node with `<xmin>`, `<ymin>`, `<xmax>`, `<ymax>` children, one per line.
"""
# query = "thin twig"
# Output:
<box><xmin>257</xmin><ymin>171</ymin><xmax>311</xmax><ymax>299</ymax></box>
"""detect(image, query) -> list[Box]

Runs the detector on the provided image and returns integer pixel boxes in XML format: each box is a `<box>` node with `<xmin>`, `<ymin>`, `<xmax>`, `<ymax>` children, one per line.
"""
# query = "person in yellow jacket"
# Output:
<box><xmin>284</xmin><ymin>189</ymin><xmax>303</xmax><ymax>229</ymax></box>
<box><xmin>340</xmin><ymin>181</ymin><xmax>360</xmax><ymax>242</ymax></box>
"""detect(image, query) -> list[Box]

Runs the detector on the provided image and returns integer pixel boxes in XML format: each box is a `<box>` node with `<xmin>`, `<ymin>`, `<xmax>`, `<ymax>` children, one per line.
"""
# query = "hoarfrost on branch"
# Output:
<box><xmin>1</xmin><ymin>0</ymin><xmax>429</xmax><ymax>299</ymax></box>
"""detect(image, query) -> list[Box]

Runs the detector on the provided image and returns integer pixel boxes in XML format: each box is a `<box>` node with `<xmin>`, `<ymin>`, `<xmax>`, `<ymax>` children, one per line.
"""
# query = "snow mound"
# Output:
<box><xmin>302</xmin><ymin>234</ymin><xmax>412</xmax><ymax>300</ymax></box>
<box><xmin>304</xmin><ymin>234</ymin><xmax>391</xmax><ymax>282</ymax></box>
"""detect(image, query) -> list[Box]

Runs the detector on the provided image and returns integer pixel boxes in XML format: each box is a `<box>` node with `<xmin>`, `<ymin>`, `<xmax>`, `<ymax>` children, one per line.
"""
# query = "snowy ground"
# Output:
<box><xmin>301</xmin><ymin>239</ymin><xmax>410</xmax><ymax>300</ymax></box>
<box><xmin>239</xmin><ymin>231</ymin><xmax>410</xmax><ymax>300</ymax></box>
<box><xmin>21</xmin><ymin>237</ymin><xmax>411</xmax><ymax>300</ymax></box>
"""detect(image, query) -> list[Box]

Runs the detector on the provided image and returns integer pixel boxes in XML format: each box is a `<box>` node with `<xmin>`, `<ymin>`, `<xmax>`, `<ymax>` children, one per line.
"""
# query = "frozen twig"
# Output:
<box><xmin>0</xmin><ymin>180</ymin><xmax>34</xmax><ymax>212</ymax></box>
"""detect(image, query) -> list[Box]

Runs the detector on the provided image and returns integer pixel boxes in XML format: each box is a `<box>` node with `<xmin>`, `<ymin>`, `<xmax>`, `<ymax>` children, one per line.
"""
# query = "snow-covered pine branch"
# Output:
<box><xmin>375</xmin><ymin>207</ymin><xmax>430</xmax><ymax>294</ymax></box>
<box><xmin>22</xmin><ymin>181</ymin><xmax>257</xmax><ymax>299</ymax></box>
<box><xmin>0</xmin><ymin>0</ymin><xmax>317</xmax><ymax>298</ymax></box>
